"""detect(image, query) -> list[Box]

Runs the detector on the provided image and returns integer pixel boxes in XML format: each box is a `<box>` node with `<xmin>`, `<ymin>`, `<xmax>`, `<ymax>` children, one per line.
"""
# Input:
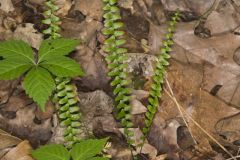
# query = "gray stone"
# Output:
<box><xmin>78</xmin><ymin>90</ymin><xmax>114</xmax><ymax>133</ymax></box>
<box><xmin>127</xmin><ymin>53</ymin><xmax>157</xmax><ymax>77</ymax></box>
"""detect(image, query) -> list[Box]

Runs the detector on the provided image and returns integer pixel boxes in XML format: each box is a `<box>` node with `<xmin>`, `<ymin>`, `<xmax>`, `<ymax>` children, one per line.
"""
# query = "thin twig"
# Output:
<box><xmin>164</xmin><ymin>78</ymin><xmax>236</xmax><ymax>160</ymax></box>
<box><xmin>226</xmin><ymin>155</ymin><xmax>240</xmax><ymax>160</ymax></box>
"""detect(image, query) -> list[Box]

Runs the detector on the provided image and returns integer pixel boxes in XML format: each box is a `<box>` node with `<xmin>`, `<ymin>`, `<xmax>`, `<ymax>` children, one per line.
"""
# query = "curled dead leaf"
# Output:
<box><xmin>0</xmin><ymin>129</ymin><xmax>21</xmax><ymax>150</ymax></box>
<box><xmin>1</xmin><ymin>141</ymin><xmax>33</xmax><ymax>160</ymax></box>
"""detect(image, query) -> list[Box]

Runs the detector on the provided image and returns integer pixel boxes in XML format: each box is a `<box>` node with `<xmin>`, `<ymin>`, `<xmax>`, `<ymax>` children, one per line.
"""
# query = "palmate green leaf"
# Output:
<box><xmin>23</xmin><ymin>67</ymin><xmax>55</xmax><ymax>111</ymax></box>
<box><xmin>38</xmin><ymin>38</ymin><xmax>80</xmax><ymax>62</ymax></box>
<box><xmin>31</xmin><ymin>144</ymin><xmax>70</xmax><ymax>160</ymax></box>
<box><xmin>71</xmin><ymin>138</ymin><xmax>108</xmax><ymax>160</ymax></box>
<box><xmin>0</xmin><ymin>60</ymin><xmax>32</xmax><ymax>80</ymax></box>
<box><xmin>0</xmin><ymin>40</ymin><xmax>35</xmax><ymax>64</ymax></box>
<box><xmin>41</xmin><ymin>56</ymin><xmax>84</xmax><ymax>77</ymax></box>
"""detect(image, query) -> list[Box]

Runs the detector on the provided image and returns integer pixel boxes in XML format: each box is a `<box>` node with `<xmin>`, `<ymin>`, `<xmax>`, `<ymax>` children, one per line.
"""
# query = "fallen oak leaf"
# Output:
<box><xmin>1</xmin><ymin>140</ymin><xmax>33</xmax><ymax>160</ymax></box>
<box><xmin>0</xmin><ymin>129</ymin><xmax>21</xmax><ymax>150</ymax></box>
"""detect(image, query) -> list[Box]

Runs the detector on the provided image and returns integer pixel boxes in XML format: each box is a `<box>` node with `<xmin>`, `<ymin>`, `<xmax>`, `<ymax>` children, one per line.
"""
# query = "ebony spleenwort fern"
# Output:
<box><xmin>142</xmin><ymin>11</ymin><xmax>180</xmax><ymax>139</ymax></box>
<box><xmin>43</xmin><ymin>0</ymin><xmax>82</xmax><ymax>148</ymax></box>
<box><xmin>54</xmin><ymin>77</ymin><xmax>82</xmax><ymax>147</ymax></box>
<box><xmin>102</xmin><ymin>0</ymin><xmax>134</xmax><ymax>145</ymax></box>
<box><xmin>42</xmin><ymin>0</ymin><xmax>61</xmax><ymax>39</ymax></box>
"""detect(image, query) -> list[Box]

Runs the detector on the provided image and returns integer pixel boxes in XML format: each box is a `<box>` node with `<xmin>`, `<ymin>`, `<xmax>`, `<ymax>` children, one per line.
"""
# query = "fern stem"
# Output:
<box><xmin>141</xmin><ymin>11</ymin><xmax>180</xmax><ymax>144</ymax></box>
<box><xmin>43</xmin><ymin>0</ymin><xmax>82</xmax><ymax>148</ymax></box>
<box><xmin>102</xmin><ymin>0</ymin><xmax>135</xmax><ymax>145</ymax></box>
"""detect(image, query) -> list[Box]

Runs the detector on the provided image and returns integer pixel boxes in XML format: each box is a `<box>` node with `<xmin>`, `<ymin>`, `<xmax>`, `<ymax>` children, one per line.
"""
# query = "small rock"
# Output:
<box><xmin>78</xmin><ymin>90</ymin><xmax>114</xmax><ymax>134</ymax></box>
<box><xmin>128</xmin><ymin>53</ymin><xmax>157</xmax><ymax>77</ymax></box>
<box><xmin>79</xmin><ymin>90</ymin><xmax>113</xmax><ymax>116</ymax></box>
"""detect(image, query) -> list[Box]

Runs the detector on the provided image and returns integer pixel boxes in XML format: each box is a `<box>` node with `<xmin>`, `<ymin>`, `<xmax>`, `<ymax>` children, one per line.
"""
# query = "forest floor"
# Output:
<box><xmin>0</xmin><ymin>0</ymin><xmax>240</xmax><ymax>160</ymax></box>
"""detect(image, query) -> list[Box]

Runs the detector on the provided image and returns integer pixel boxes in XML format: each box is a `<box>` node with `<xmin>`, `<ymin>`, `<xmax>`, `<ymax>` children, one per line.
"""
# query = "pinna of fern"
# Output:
<box><xmin>142</xmin><ymin>11</ymin><xmax>181</xmax><ymax>138</ymax></box>
<box><xmin>102</xmin><ymin>0</ymin><xmax>135</xmax><ymax>145</ymax></box>
<box><xmin>42</xmin><ymin>0</ymin><xmax>83</xmax><ymax>148</ymax></box>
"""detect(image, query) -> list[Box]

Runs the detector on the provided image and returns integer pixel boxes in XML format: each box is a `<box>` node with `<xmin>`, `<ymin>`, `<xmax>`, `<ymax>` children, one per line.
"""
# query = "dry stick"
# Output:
<box><xmin>164</xmin><ymin>78</ymin><xmax>236</xmax><ymax>160</ymax></box>
<box><xmin>227</xmin><ymin>155</ymin><xmax>240</xmax><ymax>160</ymax></box>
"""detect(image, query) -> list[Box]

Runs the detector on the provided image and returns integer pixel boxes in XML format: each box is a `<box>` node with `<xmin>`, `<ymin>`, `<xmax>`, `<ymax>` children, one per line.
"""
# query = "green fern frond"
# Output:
<box><xmin>43</xmin><ymin>0</ymin><xmax>83</xmax><ymax>148</ymax></box>
<box><xmin>102</xmin><ymin>0</ymin><xmax>134</xmax><ymax>145</ymax></box>
<box><xmin>142</xmin><ymin>11</ymin><xmax>180</xmax><ymax>141</ymax></box>
<box><xmin>42</xmin><ymin>0</ymin><xmax>61</xmax><ymax>39</ymax></box>
<box><xmin>54</xmin><ymin>77</ymin><xmax>82</xmax><ymax>147</ymax></box>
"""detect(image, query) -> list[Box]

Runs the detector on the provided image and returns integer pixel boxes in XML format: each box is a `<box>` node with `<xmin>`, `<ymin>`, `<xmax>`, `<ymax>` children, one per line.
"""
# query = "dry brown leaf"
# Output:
<box><xmin>2</xmin><ymin>94</ymin><xmax>31</xmax><ymax>112</ymax></box>
<box><xmin>74</xmin><ymin>0</ymin><xmax>103</xmax><ymax>20</ymax></box>
<box><xmin>12</xmin><ymin>24</ymin><xmax>43</xmax><ymax>49</ymax></box>
<box><xmin>0</xmin><ymin>0</ymin><xmax>14</xmax><ymax>13</ymax></box>
<box><xmin>0</xmin><ymin>105</ymin><xmax>52</xmax><ymax>147</ymax></box>
<box><xmin>203</xmin><ymin>65</ymin><xmax>240</xmax><ymax>108</ymax></box>
<box><xmin>55</xmin><ymin>0</ymin><xmax>72</xmax><ymax>16</ymax></box>
<box><xmin>130</xmin><ymin>98</ymin><xmax>147</xmax><ymax>115</ymax></box>
<box><xmin>1</xmin><ymin>141</ymin><xmax>33</xmax><ymax>160</ymax></box>
<box><xmin>0</xmin><ymin>129</ymin><xmax>21</xmax><ymax>150</ymax></box>
<box><xmin>74</xmin><ymin>45</ymin><xmax>110</xmax><ymax>91</ymax></box>
<box><xmin>35</xmin><ymin>101</ymin><xmax>55</xmax><ymax>120</ymax></box>
<box><xmin>0</xmin><ymin>80</ymin><xmax>19</xmax><ymax>105</ymax></box>
<box><xmin>149</xmin><ymin>21</ymin><xmax>240</xmax><ymax>108</ymax></box>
